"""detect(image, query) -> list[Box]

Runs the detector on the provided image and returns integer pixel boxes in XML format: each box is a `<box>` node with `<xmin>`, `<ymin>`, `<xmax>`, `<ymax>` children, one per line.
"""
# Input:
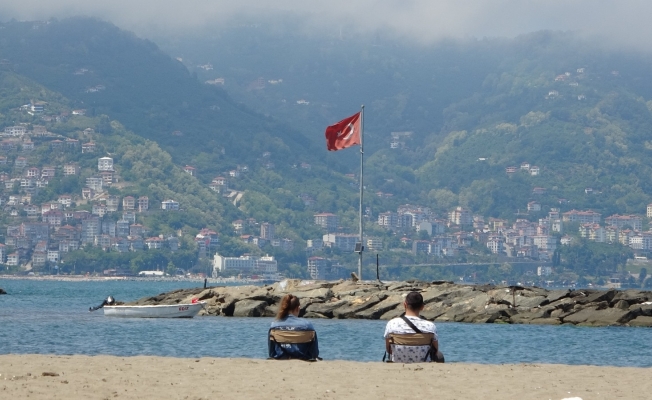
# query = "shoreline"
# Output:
<box><xmin>1</xmin><ymin>354</ymin><xmax>650</xmax><ymax>399</ymax></box>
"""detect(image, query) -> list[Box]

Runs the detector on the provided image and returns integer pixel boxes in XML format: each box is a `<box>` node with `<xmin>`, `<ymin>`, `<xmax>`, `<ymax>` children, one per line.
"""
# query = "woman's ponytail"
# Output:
<box><xmin>276</xmin><ymin>294</ymin><xmax>301</xmax><ymax>320</ymax></box>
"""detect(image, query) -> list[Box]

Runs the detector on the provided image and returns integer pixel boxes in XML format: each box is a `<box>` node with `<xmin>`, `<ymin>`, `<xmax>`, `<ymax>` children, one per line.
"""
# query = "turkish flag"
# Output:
<box><xmin>325</xmin><ymin>112</ymin><xmax>361</xmax><ymax>151</ymax></box>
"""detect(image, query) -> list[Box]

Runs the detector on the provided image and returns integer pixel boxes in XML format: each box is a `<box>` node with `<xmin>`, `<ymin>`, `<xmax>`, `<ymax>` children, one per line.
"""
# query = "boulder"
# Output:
<box><xmin>509</xmin><ymin>308</ymin><xmax>553</xmax><ymax>324</ymax></box>
<box><xmin>562</xmin><ymin>306</ymin><xmax>637</xmax><ymax>326</ymax></box>
<box><xmin>628</xmin><ymin>303</ymin><xmax>652</xmax><ymax>317</ymax></box>
<box><xmin>356</xmin><ymin>295</ymin><xmax>404</xmax><ymax>319</ymax></box>
<box><xmin>627</xmin><ymin>316</ymin><xmax>652</xmax><ymax>327</ymax></box>
<box><xmin>293</xmin><ymin>288</ymin><xmax>334</xmax><ymax>302</ymax></box>
<box><xmin>545</xmin><ymin>289</ymin><xmax>571</xmax><ymax>304</ymax></box>
<box><xmin>304</xmin><ymin>300</ymin><xmax>348</xmax><ymax>318</ymax></box>
<box><xmin>611</xmin><ymin>290</ymin><xmax>650</xmax><ymax>306</ymax></box>
<box><xmin>333</xmin><ymin>294</ymin><xmax>387</xmax><ymax>319</ymax></box>
<box><xmin>232</xmin><ymin>299</ymin><xmax>268</xmax><ymax>317</ymax></box>
<box><xmin>0</xmin><ymin>288</ymin><xmax>6</xmax><ymax>295</ymax></box>
<box><xmin>575</xmin><ymin>289</ymin><xmax>616</xmax><ymax>305</ymax></box>
<box><xmin>513</xmin><ymin>295</ymin><xmax>547</xmax><ymax>309</ymax></box>
<box><xmin>303</xmin><ymin>312</ymin><xmax>329</xmax><ymax>319</ymax></box>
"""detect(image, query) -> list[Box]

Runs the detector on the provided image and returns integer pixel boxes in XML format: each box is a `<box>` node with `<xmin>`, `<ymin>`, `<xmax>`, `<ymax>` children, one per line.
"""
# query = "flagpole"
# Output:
<box><xmin>359</xmin><ymin>105</ymin><xmax>364</xmax><ymax>281</ymax></box>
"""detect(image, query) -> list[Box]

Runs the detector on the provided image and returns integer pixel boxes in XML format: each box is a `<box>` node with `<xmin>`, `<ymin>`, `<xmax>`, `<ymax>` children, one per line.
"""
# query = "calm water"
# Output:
<box><xmin>1</xmin><ymin>278</ymin><xmax>651</xmax><ymax>366</ymax></box>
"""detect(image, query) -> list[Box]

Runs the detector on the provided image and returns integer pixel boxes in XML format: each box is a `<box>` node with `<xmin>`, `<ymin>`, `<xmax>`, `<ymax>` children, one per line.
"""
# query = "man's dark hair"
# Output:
<box><xmin>405</xmin><ymin>291</ymin><xmax>424</xmax><ymax>310</ymax></box>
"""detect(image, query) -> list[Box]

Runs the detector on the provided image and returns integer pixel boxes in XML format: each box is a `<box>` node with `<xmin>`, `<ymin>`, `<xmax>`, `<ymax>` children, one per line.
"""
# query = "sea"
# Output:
<box><xmin>1</xmin><ymin>278</ymin><xmax>651</xmax><ymax>367</ymax></box>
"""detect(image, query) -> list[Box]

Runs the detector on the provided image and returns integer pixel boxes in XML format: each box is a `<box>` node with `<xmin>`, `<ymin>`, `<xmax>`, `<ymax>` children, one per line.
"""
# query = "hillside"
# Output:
<box><xmin>161</xmin><ymin>25</ymin><xmax>652</xmax><ymax>217</ymax></box>
<box><xmin>3</xmin><ymin>18</ymin><xmax>652</xmax><ymax>284</ymax></box>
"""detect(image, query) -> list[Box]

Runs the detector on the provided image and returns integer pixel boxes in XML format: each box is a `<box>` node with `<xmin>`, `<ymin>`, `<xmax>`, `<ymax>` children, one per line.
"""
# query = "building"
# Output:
<box><xmin>116</xmin><ymin>219</ymin><xmax>131</xmax><ymax>237</ymax></box>
<box><xmin>255</xmin><ymin>255</ymin><xmax>278</xmax><ymax>274</ymax></box>
<box><xmin>81</xmin><ymin>217</ymin><xmax>101</xmax><ymax>244</ymax></box>
<box><xmin>314</xmin><ymin>213</ymin><xmax>338</xmax><ymax>232</ymax></box>
<box><xmin>212</xmin><ymin>254</ymin><xmax>256</xmax><ymax>274</ymax></box>
<box><xmin>527</xmin><ymin>201</ymin><xmax>541</xmax><ymax>212</ymax></box>
<box><xmin>145</xmin><ymin>237</ymin><xmax>164</xmax><ymax>250</ymax></box>
<box><xmin>161</xmin><ymin>199</ymin><xmax>179</xmax><ymax>211</ymax></box>
<box><xmin>138</xmin><ymin>196</ymin><xmax>149</xmax><ymax>212</ymax></box>
<box><xmin>605</xmin><ymin>214</ymin><xmax>643</xmax><ymax>231</ymax></box>
<box><xmin>448</xmin><ymin>207</ymin><xmax>472</xmax><ymax>226</ymax></box>
<box><xmin>98</xmin><ymin>157</ymin><xmax>114</xmax><ymax>171</ymax></box>
<box><xmin>86</xmin><ymin>176</ymin><xmax>103</xmax><ymax>191</ymax></box>
<box><xmin>323</xmin><ymin>233</ymin><xmax>358</xmax><ymax>252</ymax></box>
<box><xmin>183</xmin><ymin>166</ymin><xmax>196</xmax><ymax>176</ymax></box>
<box><xmin>4</xmin><ymin>126</ymin><xmax>27</xmax><ymax>136</ymax></box>
<box><xmin>486</xmin><ymin>237</ymin><xmax>503</xmax><ymax>254</ymax></box>
<box><xmin>260</xmin><ymin>222</ymin><xmax>275</xmax><ymax>240</ymax></box>
<box><xmin>122</xmin><ymin>196</ymin><xmax>135</xmax><ymax>210</ymax></box>
<box><xmin>308</xmin><ymin>257</ymin><xmax>329</xmax><ymax>280</ymax></box>
<box><xmin>412</xmin><ymin>240</ymin><xmax>430</xmax><ymax>255</ymax></box>
<box><xmin>63</xmin><ymin>163</ymin><xmax>80</xmax><ymax>176</ymax></box>
<box><xmin>537</xmin><ymin>266</ymin><xmax>553</xmax><ymax>276</ymax></box>
<box><xmin>81</xmin><ymin>142</ymin><xmax>96</xmax><ymax>153</ymax></box>
<box><xmin>378</xmin><ymin>212</ymin><xmax>398</xmax><ymax>228</ymax></box>
<box><xmin>366</xmin><ymin>238</ymin><xmax>383</xmax><ymax>251</ymax></box>
<box><xmin>562</xmin><ymin>210</ymin><xmax>601</xmax><ymax>224</ymax></box>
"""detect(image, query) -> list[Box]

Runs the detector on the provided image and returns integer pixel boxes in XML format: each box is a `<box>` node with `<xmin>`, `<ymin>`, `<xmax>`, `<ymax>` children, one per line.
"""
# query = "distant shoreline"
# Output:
<box><xmin>0</xmin><ymin>275</ymin><xmax>266</xmax><ymax>284</ymax></box>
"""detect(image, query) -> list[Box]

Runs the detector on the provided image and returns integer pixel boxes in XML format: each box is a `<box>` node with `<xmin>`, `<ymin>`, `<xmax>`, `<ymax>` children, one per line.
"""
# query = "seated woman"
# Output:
<box><xmin>268</xmin><ymin>294</ymin><xmax>320</xmax><ymax>360</ymax></box>
<box><xmin>383</xmin><ymin>291</ymin><xmax>443</xmax><ymax>363</ymax></box>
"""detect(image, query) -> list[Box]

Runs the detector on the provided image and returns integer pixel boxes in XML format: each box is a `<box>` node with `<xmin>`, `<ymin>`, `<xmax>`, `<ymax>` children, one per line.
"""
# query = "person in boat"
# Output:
<box><xmin>383</xmin><ymin>291</ymin><xmax>443</xmax><ymax>363</ymax></box>
<box><xmin>268</xmin><ymin>294</ymin><xmax>320</xmax><ymax>360</ymax></box>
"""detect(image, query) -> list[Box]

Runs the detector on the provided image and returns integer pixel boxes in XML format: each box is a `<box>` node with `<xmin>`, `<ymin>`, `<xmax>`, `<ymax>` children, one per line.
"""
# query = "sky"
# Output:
<box><xmin>0</xmin><ymin>0</ymin><xmax>651</xmax><ymax>49</ymax></box>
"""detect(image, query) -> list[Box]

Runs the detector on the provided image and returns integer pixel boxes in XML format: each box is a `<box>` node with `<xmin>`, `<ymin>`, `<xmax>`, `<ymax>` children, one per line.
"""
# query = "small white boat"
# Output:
<box><xmin>103</xmin><ymin>302</ymin><xmax>205</xmax><ymax>318</ymax></box>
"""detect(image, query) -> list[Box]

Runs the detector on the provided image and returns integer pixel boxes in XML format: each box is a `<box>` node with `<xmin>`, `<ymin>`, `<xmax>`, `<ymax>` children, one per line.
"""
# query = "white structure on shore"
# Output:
<box><xmin>212</xmin><ymin>253</ymin><xmax>278</xmax><ymax>277</ymax></box>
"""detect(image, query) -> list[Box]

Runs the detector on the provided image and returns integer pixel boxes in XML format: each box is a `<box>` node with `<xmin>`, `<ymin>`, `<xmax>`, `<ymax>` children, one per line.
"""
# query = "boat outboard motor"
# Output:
<box><xmin>89</xmin><ymin>295</ymin><xmax>116</xmax><ymax>312</ymax></box>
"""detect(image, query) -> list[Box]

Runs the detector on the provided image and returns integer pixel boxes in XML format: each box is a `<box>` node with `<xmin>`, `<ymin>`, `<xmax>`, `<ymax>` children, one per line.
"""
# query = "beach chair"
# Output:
<box><xmin>384</xmin><ymin>333</ymin><xmax>444</xmax><ymax>363</ymax></box>
<box><xmin>268</xmin><ymin>329</ymin><xmax>320</xmax><ymax>361</ymax></box>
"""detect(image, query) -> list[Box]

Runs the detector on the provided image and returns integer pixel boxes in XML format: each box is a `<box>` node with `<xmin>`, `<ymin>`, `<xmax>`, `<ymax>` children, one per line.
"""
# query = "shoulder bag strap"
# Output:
<box><xmin>400</xmin><ymin>314</ymin><xmax>423</xmax><ymax>334</ymax></box>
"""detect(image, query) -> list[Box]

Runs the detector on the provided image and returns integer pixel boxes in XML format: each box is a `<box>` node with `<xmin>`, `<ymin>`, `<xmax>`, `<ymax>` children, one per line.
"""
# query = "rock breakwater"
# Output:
<box><xmin>128</xmin><ymin>280</ymin><xmax>652</xmax><ymax>327</ymax></box>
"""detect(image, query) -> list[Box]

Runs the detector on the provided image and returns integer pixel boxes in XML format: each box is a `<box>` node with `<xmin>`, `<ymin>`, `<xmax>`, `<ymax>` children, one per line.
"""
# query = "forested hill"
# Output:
<box><xmin>3</xmin><ymin>17</ymin><xmax>652</xmax><ymax>249</ymax></box>
<box><xmin>0</xmin><ymin>18</ymin><xmax>327</xmax><ymax>174</ymax></box>
<box><xmin>161</xmin><ymin>24</ymin><xmax>652</xmax><ymax>218</ymax></box>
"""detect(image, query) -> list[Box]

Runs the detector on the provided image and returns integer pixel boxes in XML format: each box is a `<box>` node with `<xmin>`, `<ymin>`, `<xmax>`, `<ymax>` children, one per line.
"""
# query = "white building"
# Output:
<box><xmin>161</xmin><ymin>199</ymin><xmax>180</xmax><ymax>211</ymax></box>
<box><xmin>537</xmin><ymin>266</ymin><xmax>553</xmax><ymax>276</ymax></box>
<box><xmin>98</xmin><ymin>157</ymin><xmax>114</xmax><ymax>171</ymax></box>
<box><xmin>213</xmin><ymin>254</ymin><xmax>256</xmax><ymax>274</ymax></box>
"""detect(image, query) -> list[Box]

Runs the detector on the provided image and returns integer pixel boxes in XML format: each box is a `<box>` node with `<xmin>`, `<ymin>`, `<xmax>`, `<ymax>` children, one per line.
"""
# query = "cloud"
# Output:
<box><xmin>1</xmin><ymin>0</ymin><xmax>651</xmax><ymax>49</ymax></box>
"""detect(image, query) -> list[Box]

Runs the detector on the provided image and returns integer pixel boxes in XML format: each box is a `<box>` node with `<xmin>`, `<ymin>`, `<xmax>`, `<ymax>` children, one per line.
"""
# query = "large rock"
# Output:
<box><xmin>293</xmin><ymin>288</ymin><xmax>333</xmax><ymax>302</ymax></box>
<box><xmin>513</xmin><ymin>296</ymin><xmax>547</xmax><ymax>308</ymax></box>
<box><xmin>304</xmin><ymin>300</ymin><xmax>348</xmax><ymax>318</ymax></box>
<box><xmin>575</xmin><ymin>289</ymin><xmax>616</xmax><ymax>305</ymax></box>
<box><xmin>333</xmin><ymin>294</ymin><xmax>387</xmax><ymax>319</ymax></box>
<box><xmin>356</xmin><ymin>294</ymin><xmax>404</xmax><ymax>319</ymax></box>
<box><xmin>627</xmin><ymin>316</ymin><xmax>652</xmax><ymax>327</ymax></box>
<box><xmin>562</xmin><ymin>306</ymin><xmax>637</xmax><ymax>326</ymax></box>
<box><xmin>232</xmin><ymin>299</ymin><xmax>268</xmax><ymax>317</ymax></box>
<box><xmin>545</xmin><ymin>289</ymin><xmax>571</xmax><ymax>304</ymax></box>
<box><xmin>611</xmin><ymin>290</ymin><xmax>650</xmax><ymax>306</ymax></box>
<box><xmin>0</xmin><ymin>288</ymin><xmax>6</xmax><ymax>295</ymax></box>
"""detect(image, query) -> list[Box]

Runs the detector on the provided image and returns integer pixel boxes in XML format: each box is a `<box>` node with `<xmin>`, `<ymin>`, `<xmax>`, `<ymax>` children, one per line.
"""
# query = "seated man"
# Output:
<box><xmin>268</xmin><ymin>294</ymin><xmax>320</xmax><ymax>360</ymax></box>
<box><xmin>383</xmin><ymin>291</ymin><xmax>443</xmax><ymax>363</ymax></box>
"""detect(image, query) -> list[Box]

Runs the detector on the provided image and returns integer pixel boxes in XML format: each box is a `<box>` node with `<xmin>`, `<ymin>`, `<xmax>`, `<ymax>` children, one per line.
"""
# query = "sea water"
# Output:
<box><xmin>1</xmin><ymin>279</ymin><xmax>651</xmax><ymax>367</ymax></box>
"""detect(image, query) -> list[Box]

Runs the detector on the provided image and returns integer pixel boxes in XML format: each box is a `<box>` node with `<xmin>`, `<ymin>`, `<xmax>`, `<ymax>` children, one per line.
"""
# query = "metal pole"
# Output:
<box><xmin>359</xmin><ymin>105</ymin><xmax>365</xmax><ymax>281</ymax></box>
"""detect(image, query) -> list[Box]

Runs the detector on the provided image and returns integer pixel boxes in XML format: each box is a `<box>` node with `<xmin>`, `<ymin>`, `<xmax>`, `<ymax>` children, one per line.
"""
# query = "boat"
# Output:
<box><xmin>103</xmin><ymin>302</ymin><xmax>205</xmax><ymax>318</ymax></box>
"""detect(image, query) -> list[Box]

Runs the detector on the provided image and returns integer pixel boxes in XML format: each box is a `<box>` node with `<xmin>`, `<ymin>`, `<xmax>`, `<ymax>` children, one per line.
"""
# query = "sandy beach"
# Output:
<box><xmin>0</xmin><ymin>355</ymin><xmax>650</xmax><ymax>400</ymax></box>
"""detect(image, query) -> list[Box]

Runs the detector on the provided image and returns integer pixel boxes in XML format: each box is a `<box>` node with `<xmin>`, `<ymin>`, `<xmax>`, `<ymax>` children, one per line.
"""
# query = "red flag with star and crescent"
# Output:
<box><xmin>324</xmin><ymin>112</ymin><xmax>361</xmax><ymax>151</ymax></box>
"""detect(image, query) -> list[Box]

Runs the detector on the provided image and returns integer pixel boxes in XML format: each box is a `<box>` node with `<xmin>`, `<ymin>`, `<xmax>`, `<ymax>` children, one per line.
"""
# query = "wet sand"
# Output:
<box><xmin>0</xmin><ymin>355</ymin><xmax>649</xmax><ymax>399</ymax></box>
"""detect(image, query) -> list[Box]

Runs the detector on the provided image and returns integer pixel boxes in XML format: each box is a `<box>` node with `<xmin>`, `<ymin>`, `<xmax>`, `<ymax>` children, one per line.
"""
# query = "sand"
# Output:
<box><xmin>0</xmin><ymin>355</ymin><xmax>650</xmax><ymax>400</ymax></box>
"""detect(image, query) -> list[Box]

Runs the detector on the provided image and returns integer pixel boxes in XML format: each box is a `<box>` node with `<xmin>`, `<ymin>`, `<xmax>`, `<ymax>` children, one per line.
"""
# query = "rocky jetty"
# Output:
<box><xmin>128</xmin><ymin>280</ymin><xmax>652</xmax><ymax>327</ymax></box>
